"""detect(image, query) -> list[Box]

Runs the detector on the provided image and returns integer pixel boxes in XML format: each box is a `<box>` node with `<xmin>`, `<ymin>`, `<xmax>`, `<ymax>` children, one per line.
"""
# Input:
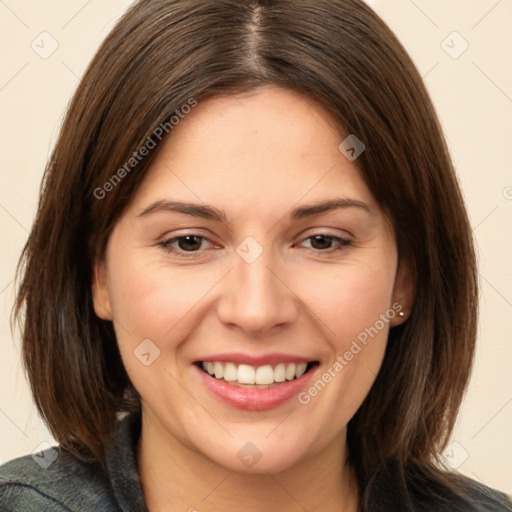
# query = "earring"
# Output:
<box><xmin>398</xmin><ymin>311</ymin><xmax>405</xmax><ymax>318</ymax></box>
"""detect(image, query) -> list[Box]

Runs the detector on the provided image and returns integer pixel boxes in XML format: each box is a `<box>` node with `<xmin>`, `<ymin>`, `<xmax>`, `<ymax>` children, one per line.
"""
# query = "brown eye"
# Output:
<box><xmin>159</xmin><ymin>235</ymin><xmax>211</xmax><ymax>255</ymax></box>
<box><xmin>176</xmin><ymin>235</ymin><xmax>203</xmax><ymax>251</ymax></box>
<box><xmin>309</xmin><ymin>235</ymin><xmax>334</xmax><ymax>250</ymax></box>
<box><xmin>300</xmin><ymin>234</ymin><xmax>352</xmax><ymax>252</ymax></box>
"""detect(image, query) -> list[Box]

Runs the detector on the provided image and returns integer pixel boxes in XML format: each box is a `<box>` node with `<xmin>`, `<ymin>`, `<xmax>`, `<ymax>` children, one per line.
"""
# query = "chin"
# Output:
<box><xmin>199</xmin><ymin>436</ymin><xmax>311</xmax><ymax>475</ymax></box>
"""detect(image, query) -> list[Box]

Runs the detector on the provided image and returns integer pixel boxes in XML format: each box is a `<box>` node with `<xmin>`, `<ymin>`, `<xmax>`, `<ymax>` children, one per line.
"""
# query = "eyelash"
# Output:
<box><xmin>158</xmin><ymin>233</ymin><xmax>353</xmax><ymax>258</ymax></box>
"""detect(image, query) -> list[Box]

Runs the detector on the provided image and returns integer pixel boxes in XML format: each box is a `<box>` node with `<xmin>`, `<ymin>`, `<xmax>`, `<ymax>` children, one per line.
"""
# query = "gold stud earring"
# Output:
<box><xmin>398</xmin><ymin>311</ymin><xmax>405</xmax><ymax>318</ymax></box>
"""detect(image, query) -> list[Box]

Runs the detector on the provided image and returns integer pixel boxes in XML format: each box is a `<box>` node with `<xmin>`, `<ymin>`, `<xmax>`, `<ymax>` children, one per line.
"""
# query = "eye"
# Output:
<box><xmin>157</xmin><ymin>232</ymin><xmax>352</xmax><ymax>257</ymax></box>
<box><xmin>159</xmin><ymin>235</ymin><xmax>216</xmax><ymax>256</ymax></box>
<box><xmin>298</xmin><ymin>234</ymin><xmax>352</xmax><ymax>252</ymax></box>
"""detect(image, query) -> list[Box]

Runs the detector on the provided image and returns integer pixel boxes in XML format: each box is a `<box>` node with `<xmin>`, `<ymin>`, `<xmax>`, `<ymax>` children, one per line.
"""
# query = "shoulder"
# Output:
<box><xmin>368</xmin><ymin>461</ymin><xmax>512</xmax><ymax>511</ymax></box>
<box><xmin>0</xmin><ymin>447</ymin><xmax>119</xmax><ymax>512</ymax></box>
<box><xmin>408</xmin><ymin>471</ymin><xmax>512</xmax><ymax>511</ymax></box>
<box><xmin>456</xmin><ymin>475</ymin><xmax>512</xmax><ymax>512</ymax></box>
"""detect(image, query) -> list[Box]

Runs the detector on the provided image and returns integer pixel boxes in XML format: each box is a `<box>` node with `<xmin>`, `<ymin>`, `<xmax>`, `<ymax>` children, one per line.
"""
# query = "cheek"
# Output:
<box><xmin>291</xmin><ymin>256</ymin><xmax>396</xmax><ymax>413</ymax></box>
<box><xmin>106</xmin><ymin>260</ymin><xmax>202</xmax><ymax>402</ymax></box>
<box><xmin>295</xmin><ymin>258</ymin><xmax>397</xmax><ymax>348</ymax></box>
<box><xmin>293</xmin><ymin>266</ymin><xmax>395</xmax><ymax>433</ymax></box>
<box><xmin>107</xmin><ymin>258</ymin><xmax>215</xmax><ymax>339</ymax></box>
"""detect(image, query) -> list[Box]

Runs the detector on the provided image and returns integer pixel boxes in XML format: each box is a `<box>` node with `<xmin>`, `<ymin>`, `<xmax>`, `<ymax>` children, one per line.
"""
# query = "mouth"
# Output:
<box><xmin>193</xmin><ymin>358</ymin><xmax>320</xmax><ymax>410</ymax></box>
<box><xmin>196</xmin><ymin>360</ymin><xmax>320</xmax><ymax>388</ymax></box>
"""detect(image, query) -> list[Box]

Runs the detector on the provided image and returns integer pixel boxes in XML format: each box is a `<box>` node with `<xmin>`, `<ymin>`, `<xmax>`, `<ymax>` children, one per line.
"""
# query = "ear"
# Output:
<box><xmin>91</xmin><ymin>259</ymin><xmax>113</xmax><ymax>321</ymax></box>
<box><xmin>389</xmin><ymin>258</ymin><xmax>415</xmax><ymax>327</ymax></box>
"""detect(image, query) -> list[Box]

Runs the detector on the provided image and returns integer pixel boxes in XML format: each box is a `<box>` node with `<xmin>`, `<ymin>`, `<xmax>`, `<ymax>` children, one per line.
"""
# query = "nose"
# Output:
<box><xmin>216</xmin><ymin>247</ymin><xmax>299</xmax><ymax>336</ymax></box>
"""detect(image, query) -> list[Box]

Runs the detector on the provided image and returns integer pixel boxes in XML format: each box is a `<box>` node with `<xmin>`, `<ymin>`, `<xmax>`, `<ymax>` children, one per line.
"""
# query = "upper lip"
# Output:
<box><xmin>194</xmin><ymin>353</ymin><xmax>318</xmax><ymax>366</ymax></box>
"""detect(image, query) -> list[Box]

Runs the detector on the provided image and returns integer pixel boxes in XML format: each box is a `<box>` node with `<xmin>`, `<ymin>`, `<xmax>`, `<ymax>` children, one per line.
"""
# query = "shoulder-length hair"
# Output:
<box><xmin>14</xmin><ymin>0</ymin><xmax>487</xmax><ymax>509</ymax></box>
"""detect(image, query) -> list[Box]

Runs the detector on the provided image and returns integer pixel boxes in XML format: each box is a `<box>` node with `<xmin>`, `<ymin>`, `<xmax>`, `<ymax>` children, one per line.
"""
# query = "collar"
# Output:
<box><xmin>105</xmin><ymin>410</ymin><xmax>148</xmax><ymax>512</ymax></box>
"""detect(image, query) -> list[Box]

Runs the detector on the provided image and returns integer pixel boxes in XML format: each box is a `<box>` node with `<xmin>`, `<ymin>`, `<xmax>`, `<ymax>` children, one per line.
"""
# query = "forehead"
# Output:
<box><xmin>130</xmin><ymin>86</ymin><xmax>379</xmax><ymax>218</ymax></box>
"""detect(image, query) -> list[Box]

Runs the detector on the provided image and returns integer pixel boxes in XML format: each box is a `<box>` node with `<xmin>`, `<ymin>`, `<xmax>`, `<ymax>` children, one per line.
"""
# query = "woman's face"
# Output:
<box><xmin>93</xmin><ymin>86</ymin><xmax>412</xmax><ymax>473</ymax></box>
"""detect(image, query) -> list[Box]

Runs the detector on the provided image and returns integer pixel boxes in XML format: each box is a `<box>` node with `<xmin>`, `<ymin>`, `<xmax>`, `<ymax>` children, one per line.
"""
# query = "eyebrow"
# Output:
<box><xmin>137</xmin><ymin>197</ymin><xmax>373</xmax><ymax>221</ymax></box>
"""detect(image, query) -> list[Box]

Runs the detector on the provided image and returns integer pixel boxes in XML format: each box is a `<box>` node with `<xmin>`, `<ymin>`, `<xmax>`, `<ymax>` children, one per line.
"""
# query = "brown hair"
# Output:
<box><xmin>13</xmin><ymin>0</ymin><xmax>494</xmax><ymax>509</ymax></box>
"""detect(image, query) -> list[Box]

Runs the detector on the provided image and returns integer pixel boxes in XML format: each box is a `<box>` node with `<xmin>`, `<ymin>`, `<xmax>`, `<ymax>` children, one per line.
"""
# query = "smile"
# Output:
<box><xmin>193</xmin><ymin>357</ymin><xmax>320</xmax><ymax>410</ymax></box>
<box><xmin>199</xmin><ymin>361</ymin><xmax>318</xmax><ymax>387</ymax></box>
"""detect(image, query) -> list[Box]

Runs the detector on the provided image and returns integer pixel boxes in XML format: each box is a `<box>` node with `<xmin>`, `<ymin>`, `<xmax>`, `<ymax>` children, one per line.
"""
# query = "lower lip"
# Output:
<box><xmin>194</xmin><ymin>364</ymin><xmax>318</xmax><ymax>411</ymax></box>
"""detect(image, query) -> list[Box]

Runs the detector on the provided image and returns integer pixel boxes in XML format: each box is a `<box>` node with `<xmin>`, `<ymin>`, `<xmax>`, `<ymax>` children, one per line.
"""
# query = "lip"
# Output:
<box><xmin>193</xmin><ymin>361</ymin><xmax>319</xmax><ymax>411</ymax></box>
<box><xmin>195</xmin><ymin>352</ymin><xmax>313</xmax><ymax>366</ymax></box>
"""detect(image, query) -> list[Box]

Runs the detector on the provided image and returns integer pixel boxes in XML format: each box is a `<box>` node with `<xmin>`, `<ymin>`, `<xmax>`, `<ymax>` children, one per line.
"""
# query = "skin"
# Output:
<box><xmin>92</xmin><ymin>86</ymin><xmax>414</xmax><ymax>512</ymax></box>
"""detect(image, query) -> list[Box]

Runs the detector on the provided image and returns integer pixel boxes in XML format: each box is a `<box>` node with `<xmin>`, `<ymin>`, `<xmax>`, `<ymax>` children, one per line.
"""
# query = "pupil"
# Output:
<box><xmin>311</xmin><ymin>235</ymin><xmax>331</xmax><ymax>250</ymax></box>
<box><xmin>178</xmin><ymin>236</ymin><xmax>202</xmax><ymax>251</ymax></box>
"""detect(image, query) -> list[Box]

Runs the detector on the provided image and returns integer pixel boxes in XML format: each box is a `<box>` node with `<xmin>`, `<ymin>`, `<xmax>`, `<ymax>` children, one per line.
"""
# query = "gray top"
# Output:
<box><xmin>1</xmin><ymin>411</ymin><xmax>511</xmax><ymax>511</ymax></box>
<box><xmin>0</xmin><ymin>412</ymin><xmax>146</xmax><ymax>511</ymax></box>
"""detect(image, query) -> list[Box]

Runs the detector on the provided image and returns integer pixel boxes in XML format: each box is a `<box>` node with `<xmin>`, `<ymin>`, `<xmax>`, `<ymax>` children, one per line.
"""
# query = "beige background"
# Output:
<box><xmin>0</xmin><ymin>0</ymin><xmax>511</xmax><ymax>494</ymax></box>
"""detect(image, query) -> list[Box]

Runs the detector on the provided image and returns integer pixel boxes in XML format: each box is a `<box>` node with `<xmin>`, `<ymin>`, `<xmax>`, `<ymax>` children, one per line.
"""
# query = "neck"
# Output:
<box><xmin>137</xmin><ymin>408</ymin><xmax>359</xmax><ymax>512</ymax></box>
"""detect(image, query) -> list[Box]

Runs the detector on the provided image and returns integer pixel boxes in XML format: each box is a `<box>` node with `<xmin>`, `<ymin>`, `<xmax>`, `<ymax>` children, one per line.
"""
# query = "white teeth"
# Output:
<box><xmin>255</xmin><ymin>365</ymin><xmax>274</xmax><ymax>385</ymax></box>
<box><xmin>274</xmin><ymin>363</ymin><xmax>286</xmax><ymax>382</ymax></box>
<box><xmin>237</xmin><ymin>364</ymin><xmax>255</xmax><ymax>384</ymax></box>
<box><xmin>200</xmin><ymin>360</ymin><xmax>314</xmax><ymax>385</ymax></box>
<box><xmin>285</xmin><ymin>363</ymin><xmax>296</xmax><ymax>381</ymax></box>
<box><xmin>296</xmin><ymin>362</ymin><xmax>307</xmax><ymax>378</ymax></box>
<box><xmin>213</xmin><ymin>362</ymin><xmax>224</xmax><ymax>379</ymax></box>
<box><xmin>223</xmin><ymin>362</ymin><xmax>237</xmax><ymax>381</ymax></box>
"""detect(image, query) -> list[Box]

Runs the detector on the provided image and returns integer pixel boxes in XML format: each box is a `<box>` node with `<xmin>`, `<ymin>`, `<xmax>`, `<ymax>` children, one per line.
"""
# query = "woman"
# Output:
<box><xmin>0</xmin><ymin>0</ymin><xmax>510</xmax><ymax>510</ymax></box>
